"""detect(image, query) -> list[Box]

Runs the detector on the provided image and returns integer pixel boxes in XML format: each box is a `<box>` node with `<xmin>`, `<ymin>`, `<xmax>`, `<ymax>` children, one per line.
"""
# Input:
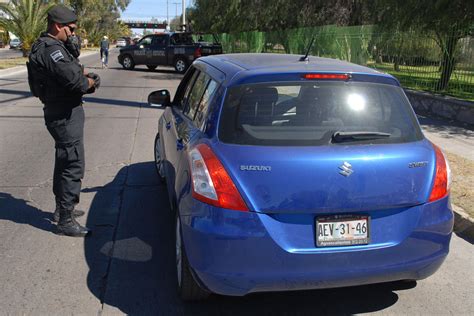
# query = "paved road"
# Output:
<box><xmin>0</xmin><ymin>50</ymin><xmax>473</xmax><ymax>315</ymax></box>
<box><xmin>419</xmin><ymin>116</ymin><xmax>474</xmax><ymax>161</ymax></box>
<box><xmin>0</xmin><ymin>47</ymin><xmax>23</xmax><ymax>59</ymax></box>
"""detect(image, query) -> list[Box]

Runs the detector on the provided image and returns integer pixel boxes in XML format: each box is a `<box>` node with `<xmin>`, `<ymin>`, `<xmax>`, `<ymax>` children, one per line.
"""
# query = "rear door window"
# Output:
<box><xmin>177</xmin><ymin>69</ymin><xmax>199</xmax><ymax>109</ymax></box>
<box><xmin>152</xmin><ymin>35</ymin><xmax>167</xmax><ymax>47</ymax></box>
<box><xmin>218</xmin><ymin>81</ymin><xmax>423</xmax><ymax>146</ymax></box>
<box><xmin>183</xmin><ymin>72</ymin><xmax>209</xmax><ymax>120</ymax></box>
<box><xmin>194</xmin><ymin>79</ymin><xmax>219</xmax><ymax>129</ymax></box>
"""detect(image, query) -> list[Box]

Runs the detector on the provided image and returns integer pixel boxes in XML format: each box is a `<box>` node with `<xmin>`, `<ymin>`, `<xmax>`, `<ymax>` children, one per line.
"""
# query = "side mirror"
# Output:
<box><xmin>148</xmin><ymin>89</ymin><xmax>171</xmax><ymax>107</ymax></box>
<box><xmin>139</xmin><ymin>44</ymin><xmax>144</xmax><ymax>49</ymax></box>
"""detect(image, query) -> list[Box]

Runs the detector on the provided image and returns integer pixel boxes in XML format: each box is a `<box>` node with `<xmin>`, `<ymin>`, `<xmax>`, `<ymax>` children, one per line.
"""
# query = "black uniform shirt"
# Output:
<box><xmin>29</xmin><ymin>33</ymin><xmax>89</xmax><ymax>115</ymax></box>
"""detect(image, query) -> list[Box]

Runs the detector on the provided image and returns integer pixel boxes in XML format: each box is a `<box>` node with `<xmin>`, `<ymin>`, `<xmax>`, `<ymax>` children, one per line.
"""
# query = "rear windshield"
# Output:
<box><xmin>218</xmin><ymin>81</ymin><xmax>423</xmax><ymax>146</ymax></box>
<box><xmin>170</xmin><ymin>33</ymin><xmax>194</xmax><ymax>45</ymax></box>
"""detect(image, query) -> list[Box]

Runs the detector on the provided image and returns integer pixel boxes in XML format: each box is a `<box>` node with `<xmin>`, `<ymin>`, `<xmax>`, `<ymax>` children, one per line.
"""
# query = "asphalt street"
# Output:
<box><xmin>0</xmin><ymin>49</ymin><xmax>473</xmax><ymax>315</ymax></box>
<box><xmin>0</xmin><ymin>47</ymin><xmax>23</xmax><ymax>59</ymax></box>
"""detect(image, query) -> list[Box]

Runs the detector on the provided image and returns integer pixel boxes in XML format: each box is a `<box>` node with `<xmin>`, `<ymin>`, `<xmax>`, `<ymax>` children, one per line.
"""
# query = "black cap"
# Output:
<box><xmin>47</xmin><ymin>5</ymin><xmax>77</xmax><ymax>24</ymax></box>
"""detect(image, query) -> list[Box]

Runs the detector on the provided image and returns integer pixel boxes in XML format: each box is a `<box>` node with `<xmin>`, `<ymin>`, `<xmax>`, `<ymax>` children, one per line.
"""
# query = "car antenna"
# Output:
<box><xmin>299</xmin><ymin>37</ymin><xmax>315</xmax><ymax>62</ymax></box>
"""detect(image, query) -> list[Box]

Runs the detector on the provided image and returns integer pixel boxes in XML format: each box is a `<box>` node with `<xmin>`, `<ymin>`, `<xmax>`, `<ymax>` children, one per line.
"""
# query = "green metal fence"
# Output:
<box><xmin>197</xmin><ymin>25</ymin><xmax>474</xmax><ymax>101</ymax></box>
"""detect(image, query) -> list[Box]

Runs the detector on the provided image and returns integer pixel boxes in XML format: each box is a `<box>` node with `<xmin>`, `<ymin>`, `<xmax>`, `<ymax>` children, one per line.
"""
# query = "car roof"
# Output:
<box><xmin>197</xmin><ymin>53</ymin><xmax>397</xmax><ymax>87</ymax></box>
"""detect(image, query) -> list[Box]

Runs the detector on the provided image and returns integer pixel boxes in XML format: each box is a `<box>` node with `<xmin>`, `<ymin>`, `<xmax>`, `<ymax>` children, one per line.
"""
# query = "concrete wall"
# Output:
<box><xmin>405</xmin><ymin>90</ymin><xmax>474</xmax><ymax>126</ymax></box>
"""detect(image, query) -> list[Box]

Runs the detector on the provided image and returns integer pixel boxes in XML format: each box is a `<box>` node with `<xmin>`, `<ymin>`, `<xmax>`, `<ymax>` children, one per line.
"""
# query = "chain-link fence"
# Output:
<box><xmin>197</xmin><ymin>25</ymin><xmax>474</xmax><ymax>101</ymax></box>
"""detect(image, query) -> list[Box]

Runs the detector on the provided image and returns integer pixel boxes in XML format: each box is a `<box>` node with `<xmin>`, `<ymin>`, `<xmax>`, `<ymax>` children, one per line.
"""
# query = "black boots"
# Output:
<box><xmin>56</xmin><ymin>209</ymin><xmax>90</xmax><ymax>237</ymax></box>
<box><xmin>53</xmin><ymin>208</ymin><xmax>85</xmax><ymax>222</ymax></box>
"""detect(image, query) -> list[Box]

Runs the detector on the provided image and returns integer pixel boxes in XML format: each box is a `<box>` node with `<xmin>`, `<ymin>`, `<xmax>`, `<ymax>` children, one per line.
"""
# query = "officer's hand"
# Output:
<box><xmin>93</xmin><ymin>74</ymin><xmax>101</xmax><ymax>89</ymax></box>
<box><xmin>86</xmin><ymin>72</ymin><xmax>100</xmax><ymax>89</ymax></box>
<box><xmin>86</xmin><ymin>77</ymin><xmax>96</xmax><ymax>94</ymax></box>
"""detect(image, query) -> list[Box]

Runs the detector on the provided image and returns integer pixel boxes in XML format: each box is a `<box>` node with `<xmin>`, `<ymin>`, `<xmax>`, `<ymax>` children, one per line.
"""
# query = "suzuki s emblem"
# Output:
<box><xmin>339</xmin><ymin>162</ymin><xmax>353</xmax><ymax>177</ymax></box>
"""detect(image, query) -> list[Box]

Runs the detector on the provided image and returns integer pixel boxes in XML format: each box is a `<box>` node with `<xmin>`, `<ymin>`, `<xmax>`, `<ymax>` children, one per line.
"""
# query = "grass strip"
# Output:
<box><xmin>0</xmin><ymin>57</ymin><xmax>28</xmax><ymax>69</ymax></box>
<box><xmin>446</xmin><ymin>152</ymin><xmax>474</xmax><ymax>218</ymax></box>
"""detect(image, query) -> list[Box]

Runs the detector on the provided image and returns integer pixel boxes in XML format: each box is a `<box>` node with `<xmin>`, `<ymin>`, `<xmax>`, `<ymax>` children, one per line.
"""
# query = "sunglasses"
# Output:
<box><xmin>61</xmin><ymin>24</ymin><xmax>76</xmax><ymax>33</ymax></box>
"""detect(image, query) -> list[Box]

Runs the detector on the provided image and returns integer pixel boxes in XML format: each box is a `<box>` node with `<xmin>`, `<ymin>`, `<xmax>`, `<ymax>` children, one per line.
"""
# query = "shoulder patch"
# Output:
<box><xmin>50</xmin><ymin>50</ymin><xmax>64</xmax><ymax>63</ymax></box>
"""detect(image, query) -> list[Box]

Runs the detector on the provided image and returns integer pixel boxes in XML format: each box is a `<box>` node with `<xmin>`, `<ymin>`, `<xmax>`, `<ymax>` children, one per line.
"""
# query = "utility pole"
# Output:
<box><xmin>182</xmin><ymin>0</ymin><xmax>186</xmax><ymax>31</ymax></box>
<box><xmin>173</xmin><ymin>2</ymin><xmax>179</xmax><ymax>19</ymax></box>
<box><xmin>166</xmin><ymin>0</ymin><xmax>169</xmax><ymax>30</ymax></box>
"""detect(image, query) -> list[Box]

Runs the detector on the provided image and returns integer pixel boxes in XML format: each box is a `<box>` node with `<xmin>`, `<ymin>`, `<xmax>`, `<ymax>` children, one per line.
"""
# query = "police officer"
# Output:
<box><xmin>27</xmin><ymin>5</ymin><xmax>100</xmax><ymax>237</ymax></box>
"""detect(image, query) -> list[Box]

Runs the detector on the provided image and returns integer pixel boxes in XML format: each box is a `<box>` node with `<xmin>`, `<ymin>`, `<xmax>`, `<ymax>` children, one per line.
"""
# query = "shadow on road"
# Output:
<box><xmin>418</xmin><ymin>115</ymin><xmax>474</xmax><ymax>137</ymax></box>
<box><xmin>0</xmin><ymin>192</ymin><xmax>55</xmax><ymax>232</ymax></box>
<box><xmin>0</xmin><ymin>88</ymin><xmax>32</xmax><ymax>104</ymax></box>
<box><xmin>82</xmin><ymin>96</ymin><xmax>145</xmax><ymax>108</ymax></box>
<box><xmin>109</xmin><ymin>67</ymin><xmax>179</xmax><ymax>75</ymax></box>
<box><xmin>83</xmin><ymin>162</ymin><xmax>406</xmax><ymax>315</ymax></box>
<box><xmin>98</xmin><ymin>67</ymin><xmax>183</xmax><ymax>81</ymax></box>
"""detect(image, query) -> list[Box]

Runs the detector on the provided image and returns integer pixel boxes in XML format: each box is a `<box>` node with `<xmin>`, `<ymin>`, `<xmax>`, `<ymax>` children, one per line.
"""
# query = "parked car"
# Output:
<box><xmin>116</xmin><ymin>38</ymin><xmax>127</xmax><ymax>47</ymax></box>
<box><xmin>9</xmin><ymin>38</ymin><xmax>21</xmax><ymax>49</ymax></box>
<box><xmin>118</xmin><ymin>32</ymin><xmax>222</xmax><ymax>73</ymax></box>
<box><xmin>149</xmin><ymin>53</ymin><xmax>453</xmax><ymax>300</ymax></box>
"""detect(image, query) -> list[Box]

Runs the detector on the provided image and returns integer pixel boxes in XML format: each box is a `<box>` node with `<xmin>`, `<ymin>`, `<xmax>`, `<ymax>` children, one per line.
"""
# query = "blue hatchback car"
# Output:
<box><xmin>149</xmin><ymin>53</ymin><xmax>453</xmax><ymax>300</ymax></box>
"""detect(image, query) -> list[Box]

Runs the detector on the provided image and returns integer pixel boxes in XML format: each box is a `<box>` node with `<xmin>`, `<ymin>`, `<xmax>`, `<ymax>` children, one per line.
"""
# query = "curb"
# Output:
<box><xmin>452</xmin><ymin>204</ymin><xmax>474</xmax><ymax>243</ymax></box>
<box><xmin>0</xmin><ymin>50</ymin><xmax>98</xmax><ymax>78</ymax></box>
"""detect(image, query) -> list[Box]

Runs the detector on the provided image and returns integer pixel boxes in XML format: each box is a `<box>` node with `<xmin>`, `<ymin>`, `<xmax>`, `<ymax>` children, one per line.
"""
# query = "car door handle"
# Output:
<box><xmin>165</xmin><ymin>122</ymin><xmax>171</xmax><ymax>130</ymax></box>
<box><xmin>176</xmin><ymin>139</ymin><xmax>184</xmax><ymax>151</ymax></box>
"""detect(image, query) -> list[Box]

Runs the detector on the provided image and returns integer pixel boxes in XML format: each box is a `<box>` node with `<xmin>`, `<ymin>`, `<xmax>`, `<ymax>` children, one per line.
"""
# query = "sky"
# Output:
<box><xmin>121</xmin><ymin>0</ymin><xmax>194</xmax><ymax>23</ymax></box>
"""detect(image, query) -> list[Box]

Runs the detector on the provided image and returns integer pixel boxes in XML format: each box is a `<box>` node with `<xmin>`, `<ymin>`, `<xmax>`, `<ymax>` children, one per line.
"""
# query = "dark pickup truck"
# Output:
<box><xmin>118</xmin><ymin>32</ymin><xmax>222</xmax><ymax>73</ymax></box>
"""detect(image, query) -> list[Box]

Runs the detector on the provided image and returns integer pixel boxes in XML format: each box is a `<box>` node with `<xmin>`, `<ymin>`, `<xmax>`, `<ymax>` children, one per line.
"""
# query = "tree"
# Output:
<box><xmin>374</xmin><ymin>0</ymin><xmax>474</xmax><ymax>91</ymax></box>
<box><xmin>169</xmin><ymin>15</ymin><xmax>182</xmax><ymax>32</ymax></box>
<box><xmin>66</xmin><ymin>0</ymin><xmax>131</xmax><ymax>45</ymax></box>
<box><xmin>189</xmin><ymin>0</ymin><xmax>372</xmax><ymax>34</ymax></box>
<box><xmin>188</xmin><ymin>0</ymin><xmax>372</xmax><ymax>53</ymax></box>
<box><xmin>0</xmin><ymin>0</ymin><xmax>54</xmax><ymax>56</ymax></box>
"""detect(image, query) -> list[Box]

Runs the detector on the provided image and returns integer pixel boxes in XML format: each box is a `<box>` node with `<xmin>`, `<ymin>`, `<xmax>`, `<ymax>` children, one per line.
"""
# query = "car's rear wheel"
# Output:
<box><xmin>154</xmin><ymin>133</ymin><xmax>165</xmax><ymax>182</ymax></box>
<box><xmin>147</xmin><ymin>65</ymin><xmax>157</xmax><ymax>70</ymax></box>
<box><xmin>174</xmin><ymin>57</ymin><xmax>188</xmax><ymax>74</ymax></box>
<box><xmin>176</xmin><ymin>213</ymin><xmax>210</xmax><ymax>301</ymax></box>
<box><xmin>122</xmin><ymin>55</ymin><xmax>135</xmax><ymax>70</ymax></box>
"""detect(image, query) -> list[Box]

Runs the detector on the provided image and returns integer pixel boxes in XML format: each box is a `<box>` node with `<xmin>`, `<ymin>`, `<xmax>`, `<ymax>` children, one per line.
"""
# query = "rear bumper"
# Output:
<box><xmin>180</xmin><ymin>197</ymin><xmax>453</xmax><ymax>296</ymax></box>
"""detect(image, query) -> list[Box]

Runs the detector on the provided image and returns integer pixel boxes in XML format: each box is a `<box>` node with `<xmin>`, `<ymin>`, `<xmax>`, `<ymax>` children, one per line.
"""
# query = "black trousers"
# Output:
<box><xmin>45</xmin><ymin>105</ymin><xmax>85</xmax><ymax>211</ymax></box>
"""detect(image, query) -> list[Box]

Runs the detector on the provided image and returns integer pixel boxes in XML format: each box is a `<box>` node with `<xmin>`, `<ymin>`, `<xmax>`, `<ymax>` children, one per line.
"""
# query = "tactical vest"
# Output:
<box><xmin>27</xmin><ymin>36</ymin><xmax>82</xmax><ymax>106</ymax></box>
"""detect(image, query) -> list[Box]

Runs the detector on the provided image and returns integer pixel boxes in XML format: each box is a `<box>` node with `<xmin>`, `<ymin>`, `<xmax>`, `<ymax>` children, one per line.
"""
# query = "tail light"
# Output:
<box><xmin>194</xmin><ymin>47</ymin><xmax>202</xmax><ymax>58</ymax></box>
<box><xmin>189</xmin><ymin>144</ymin><xmax>248</xmax><ymax>211</ymax></box>
<box><xmin>429</xmin><ymin>144</ymin><xmax>451</xmax><ymax>202</ymax></box>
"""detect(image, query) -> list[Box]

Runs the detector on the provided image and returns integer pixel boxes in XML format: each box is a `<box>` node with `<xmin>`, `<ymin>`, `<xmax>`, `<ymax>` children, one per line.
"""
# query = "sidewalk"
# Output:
<box><xmin>419</xmin><ymin>115</ymin><xmax>474</xmax><ymax>242</ymax></box>
<box><xmin>419</xmin><ymin>116</ymin><xmax>474</xmax><ymax>161</ymax></box>
<box><xmin>0</xmin><ymin>50</ymin><xmax>98</xmax><ymax>78</ymax></box>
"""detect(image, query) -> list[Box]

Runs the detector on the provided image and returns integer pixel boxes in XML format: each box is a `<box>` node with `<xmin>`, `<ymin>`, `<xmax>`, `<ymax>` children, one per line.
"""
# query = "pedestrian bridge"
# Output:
<box><xmin>120</xmin><ymin>20</ymin><xmax>167</xmax><ymax>29</ymax></box>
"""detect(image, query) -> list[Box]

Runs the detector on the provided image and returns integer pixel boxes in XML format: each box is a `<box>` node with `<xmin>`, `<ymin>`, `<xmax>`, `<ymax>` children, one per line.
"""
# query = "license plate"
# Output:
<box><xmin>316</xmin><ymin>215</ymin><xmax>370</xmax><ymax>247</ymax></box>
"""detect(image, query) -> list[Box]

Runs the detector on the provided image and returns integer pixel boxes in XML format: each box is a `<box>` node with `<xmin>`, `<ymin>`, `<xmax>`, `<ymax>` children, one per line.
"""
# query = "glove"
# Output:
<box><xmin>86</xmin><ymin>72</ymin><xmax>101</xmax><ymax>89</ymax></box>
<box><xmin>85</xmin><ymin>75</ymin><xmax>96</xmax><ymax>94</ymax></box>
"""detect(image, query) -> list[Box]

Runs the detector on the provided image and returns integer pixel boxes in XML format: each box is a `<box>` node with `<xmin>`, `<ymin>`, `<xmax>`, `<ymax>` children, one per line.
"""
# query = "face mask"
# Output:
<box><xmin>65</xmin><ymin>35</ymin><xmax>81</xmax><ymax>58</ymax></box>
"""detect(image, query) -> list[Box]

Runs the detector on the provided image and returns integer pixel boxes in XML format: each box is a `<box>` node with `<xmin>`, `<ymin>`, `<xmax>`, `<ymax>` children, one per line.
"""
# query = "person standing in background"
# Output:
<box><xmin>100</xmin><ymin>35</ymin><xmax>109</xmax><ymax>68</ymax></box>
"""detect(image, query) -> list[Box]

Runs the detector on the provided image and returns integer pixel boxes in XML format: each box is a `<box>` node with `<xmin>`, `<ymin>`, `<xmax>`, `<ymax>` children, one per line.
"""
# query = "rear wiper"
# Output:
<box><xmin>332</xmin><ymin>131</ymin><xmax>391</xmax><ymax>143</ymax></box>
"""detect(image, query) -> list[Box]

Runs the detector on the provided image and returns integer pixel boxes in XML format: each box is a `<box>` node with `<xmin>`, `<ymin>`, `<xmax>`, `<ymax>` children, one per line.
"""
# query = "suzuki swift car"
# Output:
<box><xmin>149</xmin><ymin>53</ymin><xmax>453</xmax><ymax>300</ymax></box>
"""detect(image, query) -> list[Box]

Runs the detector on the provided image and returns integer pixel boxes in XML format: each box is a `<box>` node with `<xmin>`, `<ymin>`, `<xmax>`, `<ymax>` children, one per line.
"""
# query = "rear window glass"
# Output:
<box><xmin>170</xmin><ymin>33</ymin><xmax>194</xmax><ymax>45</ymax></box>
<box><xmin>218</xmin><ymin>81</ymin><xmax>423</xmax><ymax>146</ymax></box>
